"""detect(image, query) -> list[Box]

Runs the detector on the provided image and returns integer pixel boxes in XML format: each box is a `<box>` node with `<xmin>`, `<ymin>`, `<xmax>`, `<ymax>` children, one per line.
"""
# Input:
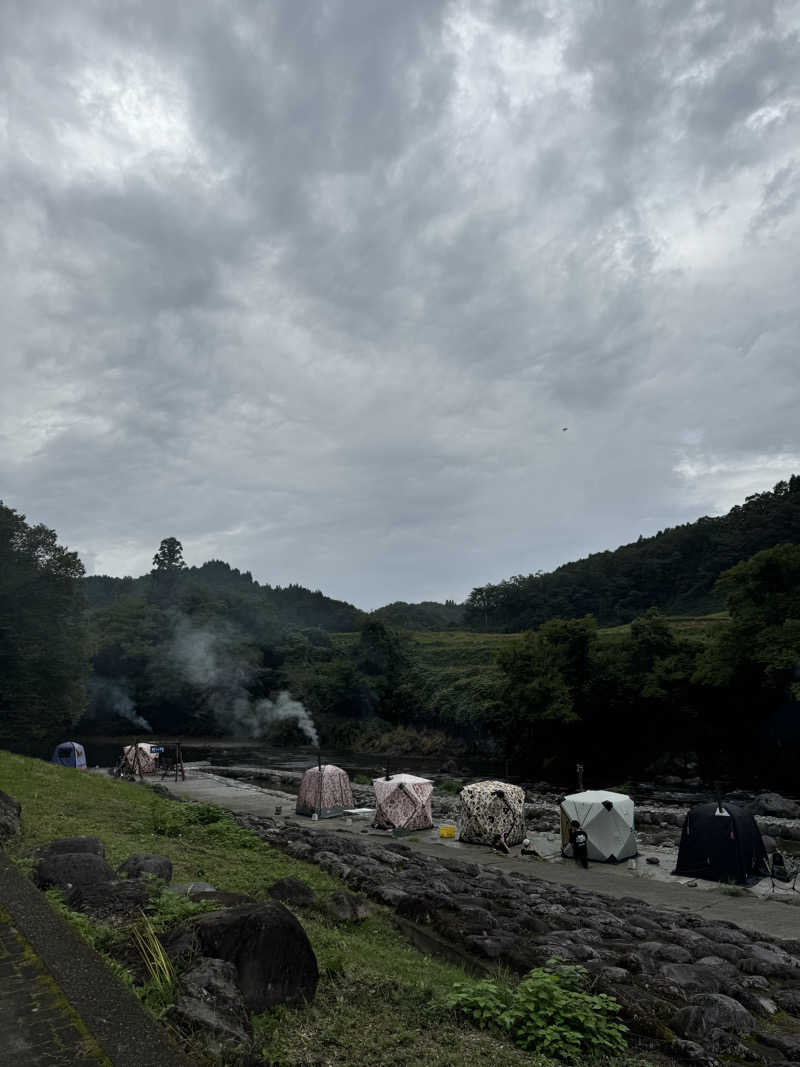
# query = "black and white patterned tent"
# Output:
<box><xmin>456</xmin><ymin>780</ymin><xmax>526</xmax><ymax>846</ymax></box>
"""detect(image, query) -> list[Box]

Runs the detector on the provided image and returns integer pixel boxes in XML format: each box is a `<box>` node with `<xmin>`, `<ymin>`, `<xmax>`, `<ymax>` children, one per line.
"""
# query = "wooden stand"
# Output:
<box><xmin>161</xmin><ymin>742</ymin><xmax>185</xmax><ymax>782</ymax></box>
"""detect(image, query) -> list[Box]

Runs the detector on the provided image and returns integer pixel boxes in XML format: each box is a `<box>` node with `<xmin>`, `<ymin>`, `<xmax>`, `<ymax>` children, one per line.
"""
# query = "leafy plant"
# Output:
<box><xmin>448</xmin><ymin>959</ymin><xmax>628</xmax><ymax>1063</ymax></box>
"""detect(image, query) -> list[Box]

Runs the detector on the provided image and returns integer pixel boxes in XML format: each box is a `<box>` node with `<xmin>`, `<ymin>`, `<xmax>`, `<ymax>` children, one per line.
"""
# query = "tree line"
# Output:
<box><xmin>3</xmin><ymin>500</ymin><xmax>800</xmax><ymax>788</ymax></box>
<box><xmin>465</xmin><ymin>476</ymin><xmax>800</xmax><ymax>631</ymax></box>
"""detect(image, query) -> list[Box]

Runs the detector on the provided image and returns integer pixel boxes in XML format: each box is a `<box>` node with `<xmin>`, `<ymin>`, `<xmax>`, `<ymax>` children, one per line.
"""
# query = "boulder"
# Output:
<box><xmin>190</xmin><ymin>903</ymin><xmax>318</xmax><ymax>1012</ymax></box>
<box><xmin>322</xmin><ymin>890</ymin><xmax>374</xmax><ymax>923</ymax></box>
<box><xmin>0</xmin><ymin>791</ymin><xmax>22</xmax><ymax>845</ymax></box>
<box><xmin>172</xmin><ymin>957</ymin><xmax>251</xmax><ymax>1049</ymax></box>
<box><xmin>267</xmin><ymin>877</ymin><xmax>317</xmax><ymax>907</ymax></box>
<box><xmin>118</xmin><ymin>853</ymin><xmax>173</xmax><ymax>881</ymax></box>
<box><xmin>755</xmin><ymin>1032</ymin><xmax>800</xmax><ymax>1059</ymax></box>
<box><xmin>671</xmin><ymin>993</ymin><xmax>753</xmax><ymax>1047</ymax></box>
<box><xmin>668</xmin><ymin>1038</ymin><xmax>720</xmax><ymax>1065</ymax></box>
<box><xmin>65</xmin><ymin>879</ymin><xmax>157</xmax><ymax>920</ymax></box>
<box><xmin>752</xmin><ymin>793</ymin><xmax>800</xmax><ymax>819</ymax></box>
<box><xmin>660</xmin><ymin>963</ymin><xmax>721</xmax><ymax>994</ymax></box>
<box><xmin>39</xmin><ymin>836</ymin><xmax>105</xmax><ymax>858</ymax></box>
<box><xmin>776</xmin><ymin>988</ymin><xmax>800</xmax><ymax>1015</ymax></box>
<box><xmin>741</xmin><ymin>943</ymin><xmax>800</xmax><ymax>978</ymax></box>
<box><xmin>35</xmin><ymin>852</ymin><xmax>115</xmax><ymax>890</ymax></box>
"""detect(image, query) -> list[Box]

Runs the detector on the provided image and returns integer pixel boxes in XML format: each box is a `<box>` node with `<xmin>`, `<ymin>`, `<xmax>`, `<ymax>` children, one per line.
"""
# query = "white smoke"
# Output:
<box><xmin>252</xmin><ymin>691</ymin><xmax>319</xmax><ymax>746</ymax></box>
<box><xmin>90</xmin><ymin>678</ymin><xmax>152</xmax><ymax>732</ymax></box>
<box><xmin>170</xmin><ymin>617</ymin><xmax>318</xmax><ymax>744</ymax></box>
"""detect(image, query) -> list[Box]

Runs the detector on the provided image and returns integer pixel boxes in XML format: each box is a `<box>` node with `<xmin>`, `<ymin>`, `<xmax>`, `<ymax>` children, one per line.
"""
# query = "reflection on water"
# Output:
<box><xmin>77</xmin><ymin>736</ymin><xmax>508</xmax><ymax>782</ymax></box>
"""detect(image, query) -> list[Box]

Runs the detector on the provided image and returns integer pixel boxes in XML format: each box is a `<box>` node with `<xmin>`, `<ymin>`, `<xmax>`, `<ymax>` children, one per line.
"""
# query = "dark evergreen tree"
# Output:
<box><xmin>0</xmin><ymin>503</ymin><xmax>89</xmax><ymax>746</ymax></box>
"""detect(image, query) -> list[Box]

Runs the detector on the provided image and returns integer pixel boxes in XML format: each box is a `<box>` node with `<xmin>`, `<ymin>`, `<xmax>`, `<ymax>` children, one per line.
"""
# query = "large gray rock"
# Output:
<box><xmin>39</xmin><ymin>836</ymin><xmax>104</xmax><ymax>858</ymax></box>
<box><xmin>660</xmin><ymin>963</ymin><xmax>722</xmax><ymax>994</ymax></box>
<box><xmin>752</xmin><ymin>792</ymin><xmax>800</xmax><ymax>819</ymax></box>
<box><xmin>322</xmin><ymin>890</ymin><xmax>374</xmax><ymax>923</ymax></box>
<box><xmin>190</xmin><ymin>903</ymin><xmax>318</xmax><ymax>1012</ymax></box>
<box><xmin>0</xmin><ymin>791</ymin><xmax>21</xmax><ymax>845</ymax></box>
<box><xmin>671</xmin><ymin>993</ymin><xmax>753</xmax><ymax>1047</ymax></box>
<box><xmin>741</xmin><ymin>942</ymin><xmax>800</xmax><ymax>978</ymax></box>
<box><xmin>35</xmin><ymin>851</ymin><xmax>115</xmax><ymax>890</ymax></box>
<box><xmin>173</xmin><ymin>957</ymin><xmax>251</xmax><ymax>1049</ymax></box>
<box><xmin>118</xmin><ymin>853</ymin><xmax>173</xmax><ymax>881</ymax></box>
<box><xmin>267</xmin><ymin>877</ymin><xmax>317</xmax><ymax>907</ymax></box>
<box><xmin>65</xmin><ymin>879</ymin><xmax>158</xmax><ymax>920</ymax></box>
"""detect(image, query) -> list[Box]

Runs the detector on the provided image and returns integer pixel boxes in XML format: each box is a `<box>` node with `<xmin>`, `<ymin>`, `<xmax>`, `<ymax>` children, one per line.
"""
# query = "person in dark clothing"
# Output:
<box><xmin>569</xmin><ymin>819</ymin><xmax>589</xmax><ymax>868</ymax></box>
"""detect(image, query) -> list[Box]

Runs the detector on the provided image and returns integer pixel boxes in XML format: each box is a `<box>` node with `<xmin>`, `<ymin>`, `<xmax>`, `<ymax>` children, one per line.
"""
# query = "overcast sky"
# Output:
<box><xmin>3</xmin><ymin>1</ymin><xmax>800</xmax><ymax>610</ymax></box>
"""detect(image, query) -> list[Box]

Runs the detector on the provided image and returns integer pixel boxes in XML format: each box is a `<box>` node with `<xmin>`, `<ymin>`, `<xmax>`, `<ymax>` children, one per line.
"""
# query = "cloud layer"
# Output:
<box><xmin>3</xmin><ymin>0</ymin><xmax>800</xmax><ymax>607</ymax></box>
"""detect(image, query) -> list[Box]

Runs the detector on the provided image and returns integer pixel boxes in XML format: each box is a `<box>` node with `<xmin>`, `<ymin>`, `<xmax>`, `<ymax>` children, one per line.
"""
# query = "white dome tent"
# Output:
<box><xmin>560</xmin><ymin>790</ymin><xmax>637</xmax><ymax>863</ymax></box>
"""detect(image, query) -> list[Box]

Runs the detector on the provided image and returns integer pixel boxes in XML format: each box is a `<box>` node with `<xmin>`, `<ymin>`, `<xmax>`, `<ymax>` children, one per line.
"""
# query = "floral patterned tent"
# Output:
<box><xmin>296</xmin><ymin>764</ymin><xmax>353</xmax><ymax>818</ymax></box>
<box><xmin>122</xmin><ymin>742</ymin><xmax>159</xmax><ymax>775</ymax></box>
<box><xmin>456</xmin><ymin>780</ymin><xmax>526</xmax><ymax>846</ymax></box>
<box><xmin>372</xmin><ymin>773</ymin><xmax>433</xmax><ymax>831</ymax></box>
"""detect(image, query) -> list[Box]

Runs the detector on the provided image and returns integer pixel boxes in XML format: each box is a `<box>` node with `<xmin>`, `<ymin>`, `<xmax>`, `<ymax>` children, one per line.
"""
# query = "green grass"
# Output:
<box><xmin>0</xmin><ymin>752</ymin><xmax>658</xmax><ymax>1066</ymax></box>
<box><xmin>0</xmin><ymin>752</ymin><xmax>551</xmax><ymax>1064</ymax></box>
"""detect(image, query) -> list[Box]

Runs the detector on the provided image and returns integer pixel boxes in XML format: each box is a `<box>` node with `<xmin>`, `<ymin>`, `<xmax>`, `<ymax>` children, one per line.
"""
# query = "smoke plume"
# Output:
<box><xmin>171</xmin><ymin>617</ymin><xmax>318</xmax><ymax>744</ymax></box>
<box><xmin>89</xmin><ymin>678</ymin><xmax>152</xmax><ymax>732</ymax></box>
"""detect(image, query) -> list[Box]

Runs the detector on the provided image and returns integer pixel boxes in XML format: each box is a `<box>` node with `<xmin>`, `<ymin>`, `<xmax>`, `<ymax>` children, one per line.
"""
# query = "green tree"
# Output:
<box><xmin>694</xmin><ymin>543</ymin><xmax>800</xmax><ymax>775</ymax></box>
<box><xmin>152</xmin><ymin>537</ymin><xmax>186</xmax><ymax>573</ymax></box>
<box><xmin>495</xmin><ymin>617</ymin><xmax>597</xmax><ymax>759</ymax></box>
<box><xmin>0</xmin><ymin>503</ymin><xmax>89</xmax><ymax>746</ymax></box>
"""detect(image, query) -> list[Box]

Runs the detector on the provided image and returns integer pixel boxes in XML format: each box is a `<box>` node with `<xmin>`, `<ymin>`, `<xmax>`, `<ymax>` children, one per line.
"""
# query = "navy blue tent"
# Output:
<box><xmin>51</xmin><ymin>741</ymin><xmax>87</xmax><ymax>769</ymax></box>
<box><xmin>673</xmin><ymin>801</ymin><xmax>768</xmax><ymax>885</ymax></box>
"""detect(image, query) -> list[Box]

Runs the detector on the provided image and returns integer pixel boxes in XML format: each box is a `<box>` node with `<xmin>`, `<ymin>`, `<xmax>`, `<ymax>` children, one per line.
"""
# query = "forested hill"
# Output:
<box><xmin>369</xmin><ymin>600</ymin><xmax>465</xmax><ymax>630</ymax></box>
<box><xmin>84</xmin><ymin>560</ymin><xmax>366</xmax><ymax>632</ymax></box>
<box><xmin>465</xmin><ymin>476</ymin><xmax>800</xmax><ymax>631</ymax></box>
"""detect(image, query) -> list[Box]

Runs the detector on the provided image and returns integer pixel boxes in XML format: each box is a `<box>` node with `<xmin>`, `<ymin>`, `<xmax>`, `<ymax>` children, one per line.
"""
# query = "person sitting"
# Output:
<box><xmin>569</xmin><ymin>819</ymin><xmax>589</xmax><ymax>869</ymax></box>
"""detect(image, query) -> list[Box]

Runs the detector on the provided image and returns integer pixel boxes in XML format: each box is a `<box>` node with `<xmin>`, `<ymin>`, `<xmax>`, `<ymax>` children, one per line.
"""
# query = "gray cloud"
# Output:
<box><xmin>3</xmin><ymin>0</ymin><xmax>800</xmax><ymax>608</ymax></box>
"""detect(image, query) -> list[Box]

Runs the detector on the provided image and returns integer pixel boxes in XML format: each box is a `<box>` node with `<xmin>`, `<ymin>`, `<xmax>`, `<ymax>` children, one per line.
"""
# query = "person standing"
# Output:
<box><xmin>569</xmin><ymin>819</ymin><xmax>589</xmax><ymax>868</ymax></box>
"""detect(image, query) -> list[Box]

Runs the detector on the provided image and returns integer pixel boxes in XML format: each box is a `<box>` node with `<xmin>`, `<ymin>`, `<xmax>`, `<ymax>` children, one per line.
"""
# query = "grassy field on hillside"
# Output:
<box><xmin>0</xmin><ymin>752</ymin><xmax>556</xmax><ymax>1066</ymax></box>
<box><xmin>328</xmin><ymin>616</ymin><xmax>727</xmax><ymax>741</ymax></box>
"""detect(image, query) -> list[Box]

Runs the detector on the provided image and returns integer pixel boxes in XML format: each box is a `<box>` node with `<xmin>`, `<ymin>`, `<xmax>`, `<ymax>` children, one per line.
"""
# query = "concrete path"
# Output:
<box><xmin>0</xmin><ymin>853</ymin><xmax>190</xmax><ymax>1067</ymax></box>
<box><xmin>164</xmin><ymin>770</ymin><xmax>800</xmax><ymax>943</ymax></box>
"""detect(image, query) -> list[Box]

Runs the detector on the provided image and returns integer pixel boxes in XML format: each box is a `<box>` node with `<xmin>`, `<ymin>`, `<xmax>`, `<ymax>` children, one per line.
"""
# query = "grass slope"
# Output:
<box><xmin>0</xmin><ymin>752</ymin><xmax>552</xmax><ymax>1066</ymax></box>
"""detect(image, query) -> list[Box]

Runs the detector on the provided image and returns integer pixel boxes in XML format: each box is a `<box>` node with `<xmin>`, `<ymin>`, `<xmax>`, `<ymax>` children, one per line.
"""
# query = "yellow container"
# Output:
<box><xmin>439</xmin><ymin>825</ymin><xmax>455</xmax><ymax>838</ymax></box>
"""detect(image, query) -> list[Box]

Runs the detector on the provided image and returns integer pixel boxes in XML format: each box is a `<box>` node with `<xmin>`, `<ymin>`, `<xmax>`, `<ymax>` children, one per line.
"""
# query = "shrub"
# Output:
<box><xmin>448</xmin><ymin>960</ymin><xmax>628</xmax><ymax>1063</ymax></box>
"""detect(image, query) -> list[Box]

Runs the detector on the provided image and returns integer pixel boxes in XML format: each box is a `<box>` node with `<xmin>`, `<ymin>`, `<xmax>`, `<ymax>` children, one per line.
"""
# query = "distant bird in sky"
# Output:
<box><xmin>562</xmin><ymin>427</ymin><xmax>568</xmax><ymax>431</ymax></box>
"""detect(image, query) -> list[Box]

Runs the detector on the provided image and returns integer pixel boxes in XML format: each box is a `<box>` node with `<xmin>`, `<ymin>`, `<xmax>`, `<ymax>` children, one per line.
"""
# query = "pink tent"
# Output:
<box><xmin>372</xmin><ymin>773</ymin><xmax>433</xmax><ymax>831</ymax></box>
<box><xmin>296</xmin><ymin>764</ymin><xmax>353</xmax><ymax>818</ymax></box>
<box><xmin>123</xmin><ymin>743</ymin><xmax>159</xmax><ymax>775</ymax></box>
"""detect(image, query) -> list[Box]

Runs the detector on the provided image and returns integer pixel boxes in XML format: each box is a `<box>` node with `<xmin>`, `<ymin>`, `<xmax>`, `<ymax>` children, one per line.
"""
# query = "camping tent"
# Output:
<box><xmin>560</xmin><ymin>790</ymin><xmax>637</xmax><ymax>863</ymax></box>
<box><xmin>457</xmin><ymin>780</ymin><xmax>526</xmax><ymax>846</ymax></box>
<box><xmin>673</xmin><ymin>801</ymin><xmax>768</xmax><ymax>884</ymax></box>
<box><xmin>373</xmin><ymin>773</ymin><xmax>433</xmax><ymax>832</ymax></box>
<box><xmin>123</xmin><ymin>743</ymin><xmax>160</xmax><ymax>775</ymax></box>
<box><xmin>296</xmin><ymin>764</ymin><xmax>353</xmax><ymax>818</ymax></box>
<box><xmin>51</xmin><ymin>741</ymin><xmax>87</xmax><ymax>769</ymax></box>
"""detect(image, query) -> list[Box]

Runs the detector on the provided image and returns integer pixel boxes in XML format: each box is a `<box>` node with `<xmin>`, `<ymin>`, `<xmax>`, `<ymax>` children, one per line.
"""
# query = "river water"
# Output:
<box><xmin>78</xmin><ymin>735</ymin><xmax>509</xmax><ymax>783</ymax></box>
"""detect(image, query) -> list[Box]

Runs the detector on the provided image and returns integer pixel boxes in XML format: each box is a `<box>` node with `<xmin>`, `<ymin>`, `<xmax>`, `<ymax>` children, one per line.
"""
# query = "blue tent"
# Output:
<box><xmin>51</xmin><ymin>741</ymin><xmax>87</xmax><ymax>769</ymax></box>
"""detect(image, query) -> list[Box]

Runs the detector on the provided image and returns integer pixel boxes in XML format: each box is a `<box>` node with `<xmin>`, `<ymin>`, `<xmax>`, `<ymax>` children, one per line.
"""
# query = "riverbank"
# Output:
<box><xmin>158</xmin><ymin>766</ymin><xmax>800</xmax><ymax>941</ymax></box>
<box><xmin>0</xmin><ymin>752</ymin><xmax>561</xmax><ymax>1066</ymax></box>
